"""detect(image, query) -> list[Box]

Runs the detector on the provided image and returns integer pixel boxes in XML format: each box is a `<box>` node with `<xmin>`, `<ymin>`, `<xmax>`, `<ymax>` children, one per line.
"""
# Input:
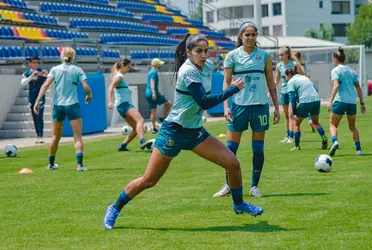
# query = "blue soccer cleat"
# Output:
<box><xmin>103</xmin><ymin>204</ymin><xmax>120</xmax><ymax>230</ymax></box>
<box><xmin>233</xmin><ymin>202</ymin><xmax>264</xmax><ymax>217</ymax></box>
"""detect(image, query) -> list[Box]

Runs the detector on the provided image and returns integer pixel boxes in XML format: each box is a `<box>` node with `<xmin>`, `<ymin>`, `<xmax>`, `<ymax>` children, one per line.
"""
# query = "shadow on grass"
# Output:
<box><xmin>115</xmin><ymin>221</ymin><xmax>294</xmax><ymax>233</ymax></box>
<box><xmin>261</xmin><ymin>192</ymin><xmax>329</xmax><ymax>198</ymax></box>
<box><xmin>333</xmin><ymin>153</ymin><xmax>372</xmax><ymax>157</ymax></box>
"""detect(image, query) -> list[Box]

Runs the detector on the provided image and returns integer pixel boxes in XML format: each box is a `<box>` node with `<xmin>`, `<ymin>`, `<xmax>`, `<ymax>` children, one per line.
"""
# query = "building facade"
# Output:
<box><xmin>202</xmin><ymin>0</ymin><xmax>368</xmax><ymax>43</ymax></box>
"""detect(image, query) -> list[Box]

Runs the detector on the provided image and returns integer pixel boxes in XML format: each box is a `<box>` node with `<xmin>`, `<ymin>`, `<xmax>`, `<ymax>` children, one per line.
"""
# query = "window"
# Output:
<box><xmin>273</xmin><ymin>25</ymin><xmax>283</xmax><ymax>36</ymax></box>
<box><xmin>217</xmin><ymin>5</ymin><xmax>254</xmax><ymax>20</ymax></box>
<box><xmin>332</xmin><ymin>23</ymin><xmax>347</xmax><ymax>36</ymax></box>
<box><xmin>262</xmin><ymin>26</ymin><xmax>270</xmax><ymax>35</ymax></box>
<box><xmin>206</xmin><ymin>11</ymin><xmax>214</xmax><ymax>23</ymax></box>
<box><xmin>241</xmin><ymin>5</ymin><xmax>254</xmax><ymax>18</ymax></box>
<box><xmin>262</xmin><ymin>4</ymin><xmax>269</xmax><ymax>17</ymax></box>
<box><xmin>332</xmin><ymin>1</ymin><xmax>350</xmax><ymax>14</ymax></box>
<box><xmin>319</xmin><ymin>1</ymin><xmax>323</xmax><ymax>8</ymax></box>
<box><xmin>273</xmin><ymin>2</ymin><xmax>282</xmax><ymax>16</ymax></box>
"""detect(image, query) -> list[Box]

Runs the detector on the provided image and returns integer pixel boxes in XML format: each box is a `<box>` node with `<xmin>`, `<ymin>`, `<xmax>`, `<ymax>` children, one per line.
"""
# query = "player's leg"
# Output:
<box><xmin>37</xmin><ymin>100</ymin><xmax>45</xmax><ymax>143</ymax></box>
<box><xmin>48</xmin><ymin>121</ymin><xmax>63</xmax><ymax>170</ymax></box>
<box><xmin>347</xmin><ymin>114</ymin><xmax>362</xmax><ymax>155</ymax></box>
<box><xmin>30</xmin><ymin>102</ymin><xmax>40</xmax><ymax>143</ymax></box>
<box><xmin>311</xmin><ymin>114</ymin><xmax>328</xmax><ymax>149</ymax></box>
<box><xmin>150</xmin><ymin>108</ymin><xmax>157</xmax><ymax>133</ymax></box>
<box><xmin>118</xmin><ymin>116</ymin><xmax>137</xmax><ymax>151</ymax></box>
<box><xmin>104</xmin><ymin>148</ymin><xmax>174</xmax><ymax>230</ymax></box>
<box><xmin>281</xmin><ymin>103</ymin><xmax>291</xmax><ymax>142</ymax></box>
<box><xmin>329</xmin><ymin>102</ymin><xmax>344</xmax><ymax>156</ymax></box>
<box><xmin>193</xmin><ymin>136</ymin><xmax>263</xmax><ymax>216</ymax></box>
<box><xmin>125</xmin><ymin>107</ymin><xmax>152</xmax><ymax>150</ymax></box>
<box><xmin>157</xmin><ymin>94</ymin><xmax>171</xmax><ymax>123</ymax></box>
<box><xmin>292</xmin><ymin>116</ymin><xmax>304</xmax><ymax>150</ymax></box>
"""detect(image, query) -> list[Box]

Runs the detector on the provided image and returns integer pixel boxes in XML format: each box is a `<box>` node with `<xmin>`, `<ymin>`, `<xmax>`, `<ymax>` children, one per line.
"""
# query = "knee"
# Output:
<box><xmin>141</xmin><ymin>176</ymin><xmax>158</xmax><ymax>189</ymax></box>
<box><xmin>225</xmin><ymin>157</ymin><xmax>241</xmax><ymax>172</ymax></box>
<box><xmin>284</xmin><ymin>113</ymin><xmax>289</xmax><ymax>119</ymax></box>
<box><xmin>137</xmin><ymin>118</ymin><xmax>145</xmax><ymax>125</ymax></box>
<box><xmin>348</xmin><ymin>125</ymin><xmax>356</xmax><ymax>132</ymax></box>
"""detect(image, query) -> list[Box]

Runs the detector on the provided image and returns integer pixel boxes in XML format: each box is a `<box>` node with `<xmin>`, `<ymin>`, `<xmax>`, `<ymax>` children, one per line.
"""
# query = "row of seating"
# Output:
<box><xmin>0</xmin><ymin>0</ymin><xmax>28</xmax><ymax>10</ymax></box>
<box><xmin>166</xmin><ymin>27</ymin><xmax>225</xmax><ymax>38</ymax></box>
<box><xmin>0</xmin><ymin>9</ymin><xmax>59</xmax><ymax>26</ymax></box>
<box><xmin>73</xmin><ymin>0</ymin><xmax>108</xmax><ymax>6</ymax></box>
<box><xmin>44</xmin><ymin>29</ymin><xmax>88</xmax><ymax>40</ymax></box>
<box><xmin>141</xmin><ymin>13</ymin><xmax>204</xmax><ymax>27</ymax></box>
<box><xmin>215</xmin><ymin>41</ymin><xmax>235</xmax><ymax>49</ymax></box>
<box><xmin>70</xmin><ymin>18</ymin><xmax>159</xmax><ymax>34</ymax></box>
<box><xmin>0</xmin><ymin>46</ymin><xmax>120</xmax><ymax>59</ymax></box>
<box><xmin>0</xmin><ymin>26</ymin><xmax>87</xmax><ymax>40</ymax></box>
<box><xmin>130</xmin><ymin>50</ymin><xmax>175</xmax><ymax>60</ymax></box>
<box><xmin>118</xmin><ymin>1</ymin><xmax>172</xmax><ymax>14</ymax></box>
<box><xmin>100</xmin><ymin>34</ymin><xmax>178</xmax><ymax>46</ymax></box>
<box><xmin>40</xmin><ymin>2</ymin><xmax>133</xmax><ymax>19</ymax></box>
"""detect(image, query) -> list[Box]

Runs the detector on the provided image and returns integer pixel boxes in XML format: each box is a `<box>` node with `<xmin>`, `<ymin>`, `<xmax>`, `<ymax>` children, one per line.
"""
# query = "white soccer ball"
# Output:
<box><xmin>314</xmin><ymin>154</ymin><xmax>333</xmax><ymax>172</ymax></box>
<box><xmin>4</xmin><ymin>144</ymin><xmax>18</xmax><ymax>157</ymax></box>
<box><xmin>120</xmin><ymin>125</ymin><xmax>133</xmax><ymax>135</ymax></box>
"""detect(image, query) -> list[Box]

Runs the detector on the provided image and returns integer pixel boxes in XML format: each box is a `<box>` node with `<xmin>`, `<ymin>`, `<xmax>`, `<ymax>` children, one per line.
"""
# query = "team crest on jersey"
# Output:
<box><xmin>185</xmin><ymin>70</ymin><xmax>198</xmax><ymax>79</ymax></box>
<box><xmin>256</xmin><ymin>55</ymin><xmax>262</xmax><ymax>61</ymax></box>
<box><xmin>166</xmin><ymin>138</ymin><xmax>174</xmax><ymax>147</ymax></box>
<box><xmin>244</xmin><ymin>75</ymin><xmax>252</xmax><ymax>83</ymax></box>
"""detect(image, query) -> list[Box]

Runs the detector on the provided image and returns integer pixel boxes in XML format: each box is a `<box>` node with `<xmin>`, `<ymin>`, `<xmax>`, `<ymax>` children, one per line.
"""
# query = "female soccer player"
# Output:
<box><xmin>145</xmin><ymin>58</ymin><xmax>172</xmax><ymax>134</ymax></box>
<box><xmin>213</xmin><ymin>22</ymin><xmax>280</xmax><ymax>198</ymax></box>
<box><xmin>21</xmin><ymin>56</ymin><xmax>48</xmax><ymax>144</ymax></box>
<box><xmin>103</xmin><ymin>34</ymin><xmax>263</xmax><ymax>230</ymax></box>
<box><xmin>328</xmin><ymin>47</ymin><xmax>367</xmax><ymax>156</ymax></box>
<box><xmin>108</xmin><ymin>59</ymin><xmax>153</xmax><ymax>151</ymax></box>
<box><xmin>276</xmin><ymin>46</ymin><xmax>304</xmax><ymax>143</ymax></box>
<box><xmin>34</xmin><ymin>47</ymin><xmax>92</xmax><ymax>171</ymax></box>
<box><xmin>285</xmin><ymin>68</ymin><xmax>328</xmax><ymax>150</ymax></box>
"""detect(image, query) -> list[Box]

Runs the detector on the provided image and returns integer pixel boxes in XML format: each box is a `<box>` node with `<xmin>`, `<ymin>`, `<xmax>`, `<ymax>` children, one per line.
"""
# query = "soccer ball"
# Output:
<box><xmin>4</xmin><ymin>144</ymin><xmax>18</xmax><ymax>157</ymax></box>
<box><xmin>314</xmin><ymin>154</ymin><xmax>333</xmax><ymax>172</ymax></box>
<box><xmin>120</xmin><ymin>125</ymin><xmax>133</xmax><ymax>135</ymax></box>
<box><xmin>147</xmin><ymin>138</ymin><xmax>156</xmax><ymax>151</ymax></box>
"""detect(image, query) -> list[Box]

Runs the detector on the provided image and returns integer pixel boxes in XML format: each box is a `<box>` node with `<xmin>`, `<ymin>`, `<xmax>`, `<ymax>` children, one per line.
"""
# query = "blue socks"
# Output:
<box><xmin>317</xmin><ymin>127</ymin><xmax>325</xmax><ymax>137</ymax></box>
<box><xmin>289</xmin><ymin>130</ymin><xmax>294</xmax><ymax>139</ymax></box>
<box><xmin>139</xmin><ymin>138</ymin><xmax>146</xmax><ymax>145</ymax></box>
<box><xmin>120</xmin><ymin>142</ymin><xmax>128</xmax><ymax>148</ymax></box>
<box><xmin>332</xmin><ymin>136</ymin><xmax>338</xmax><ymax>143</ymax></box>
<box><xmin>230</xmin><ymin>186</ymin><xmax>243</xmax><ymax>206</ymax></box>
<box><xmin>49</xmin><ymin>155</ymin><xmax>55</xmax><ymax>165</ymax></box>
<box><xmin>225</xmin><ymin>141</ymin><xmax>239</xmax><ymax>184</ymax></box>
<box><xmin>286</xmin><ymin>130</ymin><xmax>290</xmax><ymax>138</ymax></box>
<box><xmin>294</xmin><ymin>132</ymin><xmax>301</xmax><ymax>147</ymax></box>
<box><xmin>355</xmin><ymin>141</ymin><xmax>361</xmax><ymax>151</ymax></box>
<box><xmin>252</xmin><ymin>140</ymin><xmax>264</xmax><ymax>187</ymax></box>
<box><xmin>114</xmin><ymin>190</ymin><xmax>132</xmax><ymax>212</ymax></box>
<box><xmin>76</xmin><ymin>153</ymin><xmax>83</xmax><ymax>165</ymax></box>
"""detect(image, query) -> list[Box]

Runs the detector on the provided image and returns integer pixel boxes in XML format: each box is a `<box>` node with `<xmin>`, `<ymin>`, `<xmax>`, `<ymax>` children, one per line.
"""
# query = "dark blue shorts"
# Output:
<box><xmin>228</xmin><ymin>103</ymin><xmax>270</xmax><ymax>132</ymax></box>
<box><xmin>146</xmin><ymin>94</ymin><xmax>168</xmax><ymax>109</ymax></box>
<box><xmin>280</xmin><ymin>93</ymin><xmax>290</xmax><ymax>105</ymax></box>
<box><xmin>52</xmin><ymin>103</ymin><xmax>81</xmax><ymax>122</ymax></box>
<box><xmin>154</xmin><ymin>121</ymin><xmax>210</xmax><ymax>157</ymax></box>
<box><xmin>331</xmin><ymin>101</ymin><xmax>356</xmax><ymax>116</ymax></box>
<box><xmin>295</xmin><ymin>101</ymin><xmax>321</xmax><ymax>118</ymax></box>
<box><xmin>117</xmin><ymin>102</ymin><xmax>135</xmax><ymax>118</ymax></box>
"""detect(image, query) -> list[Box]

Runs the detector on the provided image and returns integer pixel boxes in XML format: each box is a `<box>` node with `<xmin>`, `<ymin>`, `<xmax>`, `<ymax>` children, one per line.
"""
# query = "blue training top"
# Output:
<box><xmin>23</xmin><ymin>68</ymin><xmax>46</xmax><ymax>103</ymax></box>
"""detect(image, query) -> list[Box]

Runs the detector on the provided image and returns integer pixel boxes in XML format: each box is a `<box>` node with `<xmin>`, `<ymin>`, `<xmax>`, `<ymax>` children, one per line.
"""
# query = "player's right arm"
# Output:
<box><xmin>275</xmin><ymin>65</ymin><xmax>281</xmax><ymax>89</ymax></box>
<box><xmin>107</xmin><ymin>76</ymin><xmax>121</xmax><ymax>109</ymax></box>
<box><xmin>328</xmin><ymin>69</ymin><xmax>340</xmax><ymax>112</ymax></box>
<box><xmin>33</xmin><ymin>75</ymin><xmax>54</xmax><ymax>115</ymax></box>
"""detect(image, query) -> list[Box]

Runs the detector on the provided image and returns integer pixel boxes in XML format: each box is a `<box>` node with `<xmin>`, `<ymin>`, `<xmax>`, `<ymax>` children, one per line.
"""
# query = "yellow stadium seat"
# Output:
<box><xmin>208</xmin><ymin>40</ymin><xmax>216</xmax><ymax>47</ymax></box>
<box><xmin>188</xmin><ymin>28</ymin><xmax>199</xmax><ymax>34</ymax></box>
<box><xmin>155</xmin><ymin>5</ymin><xmax>172</xmax><ymax>14</ymax></box>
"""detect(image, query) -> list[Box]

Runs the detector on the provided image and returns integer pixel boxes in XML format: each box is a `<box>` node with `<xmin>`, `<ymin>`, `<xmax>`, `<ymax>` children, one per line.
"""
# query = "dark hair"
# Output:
<box><xmin>111</xmin><ymin>58</ymin><xmax>131</xmax><ymax>76</ymax></box>
<box><xmin>28</xmin><ymin>56</ymin><xmax>39</xmax><ymax>63</ymax></box>
<box><xmin>284</xmin><ymin>66</ymin><xmax>297</xmax><ymax>77</ymax></box>
<box><xmin>237</xmin><ymin>25</ymin><xmax>259</xmax><ymax>48</ymax></box>
<box><xmin>333</xmin><ymin>47</ymin><xmax>345</xmax><ymax>63</ymax></box>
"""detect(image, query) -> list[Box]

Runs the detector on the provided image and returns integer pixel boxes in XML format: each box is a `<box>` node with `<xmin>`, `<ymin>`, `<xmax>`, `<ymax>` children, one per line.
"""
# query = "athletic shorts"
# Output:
<box><xmin>228</xmin><ymin>103</ymin><xmax>270</xmax><ymax>132</ymax></box>
<box><xmin>52</xmin><ymin>103</ymin><xmax>81</xmax><ymax>122</ymax></box>
<box><xmin>331</xmin><ymin>101</ymin><xmax>357</xmax><ymax>116</ymax></box>
<box><xmin>146</xmin><ymin>93</ymin><xmax>168</xmax><ymax>109</ymax></box>
<box><xmin>295</xmin><ymin>101</ymin><xmax>321</xmax><ymax>118</ymax></box>
<box><xmin>154</xmin><ymin>121</ymin><xmax>210</xmax><ymax>157</ymax></box>
<box><xmin>116</xmin><ymin>102</ymin><xmax>135</xmax><ymax>118</ymax></box>
<box><xmin>280</xmin><ymin>93</ymin><xmax>290</xmax><ymax>105</ymax></box>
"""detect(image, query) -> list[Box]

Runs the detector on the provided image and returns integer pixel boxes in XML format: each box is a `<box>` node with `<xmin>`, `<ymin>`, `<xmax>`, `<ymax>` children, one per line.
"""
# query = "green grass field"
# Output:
<box><xmin>1</xmin><ymin>101</ymin><xmax>372</xmax><ymax>249</ymax></box>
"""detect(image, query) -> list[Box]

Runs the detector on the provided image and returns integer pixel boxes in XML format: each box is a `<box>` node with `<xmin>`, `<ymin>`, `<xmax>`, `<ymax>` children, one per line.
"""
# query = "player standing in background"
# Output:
<box><xmin>103</xmin><ymin>33</ymin><xmax>263</xmax><ymax>231</ymax></box>
<box><xmin>107</xmin><ymin>59</ymin><xmax>153</xmax><ymax>151</ymax></box>
<box><xmin>286</xmin><ymin>68</ymin><xmax>328</xmax><ymax>150</ymax></box>
<box><xmin>328</xmin><ymin>47</ymin><xmax>367</xmax><ymax>156</ymax></box>
<box><xmin>213</xmin><ymin>22</ymin><xmax>280</xmax><ymax>198</ymax></box>
<box><xmin>145</xmin><ymin>58</ymin><xmax>172</xmax><ymax>134</ymax></box>
<box><xmin>21</xmin><ymin>57</ymin><xmax>48</xmax><ymax>144</ymax></box>
<box><xmin>33</xmin><ymin>47</ymin><xmax>92</xmax><ymax>171</ymax></box>
<box><xmin>275</xmin><ymin>46</ymin><xmax>305</xmax><ymax>143</ymax></box>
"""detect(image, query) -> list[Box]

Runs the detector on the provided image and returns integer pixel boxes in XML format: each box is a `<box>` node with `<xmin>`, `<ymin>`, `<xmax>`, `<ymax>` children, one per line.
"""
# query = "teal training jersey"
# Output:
<box><xmin>166</xmin><ymin>59</ymin><xmax>213</xmax><ymax>128</ymax></box>
<box><xmin>48</xmin><ymin>63</ymin><xmax>87</xmax><ymax>106</ymax></box>
<box><xmin>331</xmin><ymin>65</ymin><xmax>359</xmax><ymax>104</ymax></box>
<box><xmin>224</xmin><ymin>46</ymin><xmax>269</xmax><ymax>106</ymax></box>
<box><xmin>277</xmin><ymin>60</ymin><xmax>295</xmax><ymax>94</ymax></box>
<box><xmin>288</xmin><ymin>74</ymin><xmax>320</xmax><ymax>104</ymax></box>
<box><xmin>146</xmin><ymin>67</ymin><xmax>159</xmax><ymax>96</ymax></box>
<box><xmin>113</xmin><ymin>72</ymin><xmax>132</xmax><ymax>106</ymax></box>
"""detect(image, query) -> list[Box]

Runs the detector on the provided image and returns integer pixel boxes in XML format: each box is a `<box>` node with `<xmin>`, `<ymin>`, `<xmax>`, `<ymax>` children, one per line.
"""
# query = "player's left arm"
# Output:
<box><xmin>354</xmin><ymin>81</ymin><xmax>366</xmax><ymax>114</ymax></box>
<box><xmin>265</xmin><ymin>55</ymin><xmax>280</xmax><ymax>123</ymax></box>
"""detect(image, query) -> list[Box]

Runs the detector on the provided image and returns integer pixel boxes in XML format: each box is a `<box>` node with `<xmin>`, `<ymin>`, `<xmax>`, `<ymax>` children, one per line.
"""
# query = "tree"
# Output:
<box><xmin>346</xmin><ymin>4</ymin><xmax>372</xmax><ymax>48</ymax></box>
<box><xmin>189</xmin><ymin>0</ymin><xmax>202</xmax><ymax>20</ymax></box>
<box><xmin>304</xmin><ymin>23</ymin><xmax>334</xmax><ymax>41</ymax></box>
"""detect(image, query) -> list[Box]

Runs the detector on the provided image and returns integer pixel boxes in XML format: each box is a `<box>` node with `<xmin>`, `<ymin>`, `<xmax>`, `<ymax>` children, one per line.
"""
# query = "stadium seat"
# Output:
<box><xmin>129</xmin><ymin>50</ymin><xmax>175</xmax><ymax>60</ymax></box>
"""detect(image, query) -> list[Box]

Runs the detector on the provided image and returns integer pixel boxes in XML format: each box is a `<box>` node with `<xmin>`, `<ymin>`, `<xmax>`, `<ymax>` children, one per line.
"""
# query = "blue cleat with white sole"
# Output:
<box><xmin>233</xmin><ymin>202</ymin><xmax>264</xmax><ymax>217</ymax></box>
<box><xmin>103</xmin><ymin>204</ymin><xmax>120</xmax><ymax>230</ymax></box>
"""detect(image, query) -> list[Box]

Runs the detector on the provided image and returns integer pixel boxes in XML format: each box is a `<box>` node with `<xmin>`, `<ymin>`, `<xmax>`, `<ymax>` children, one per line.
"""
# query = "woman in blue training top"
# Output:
<box><xmin>21</xmin><ymin>56</ymin><xmax>48</xmax><ymax>144</ymax></box>
<box><xmin>34</xmin><ymin>47</ymin><xmax>92</xmax><ymax>171</ymax></box>
<box><xmin>107</xmin><ymin>59</ymin><xmax>153</xmax><ymax>151</ymax></box>
<box><xmin>213</xmin><ymin>22</ymin><xmax>280</xmax><ymax>198</ymax></box>
<box><xmin>103</xmin><ymin>33</ymin><xmax>264</xmax><ymax>231</ymax></box>
<box><xmin>328</xmin><ymin>47</ymin><xmax>366</xmax><ymax>157</ymax></box>
<box><xmin>275</xmin><ymin>46</ymin><xmax>304</xmax><ymax>144</ymax></box>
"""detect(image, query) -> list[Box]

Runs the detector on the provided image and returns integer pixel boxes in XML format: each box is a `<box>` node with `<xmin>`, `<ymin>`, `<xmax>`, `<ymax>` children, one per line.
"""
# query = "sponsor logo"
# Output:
<box><xmin>166</xmin><ymin>138</ymin><xmax>174</xmax><ymax>147</ymax></box>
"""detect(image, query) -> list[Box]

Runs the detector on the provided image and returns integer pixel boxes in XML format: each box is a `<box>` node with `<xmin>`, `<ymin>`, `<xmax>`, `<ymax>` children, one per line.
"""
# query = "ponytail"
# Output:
<box><xmin>111</xmin><ymin>59</ymin><xmax>131</xmax><ymax>76</ymax></box>
<box><xmin>285</xmin><ymin>46</ymin><xmax>293</xmax><ymax>60</ymax></box>
<box><xmin>293</xmin><ymin>51</ymin><xmax>306</xmax><ymax>66</ymax></box>
<box><xmin>333</xmin><ymin>47</ymin><xmax>345</xmax><ymax>63</ymax></box>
